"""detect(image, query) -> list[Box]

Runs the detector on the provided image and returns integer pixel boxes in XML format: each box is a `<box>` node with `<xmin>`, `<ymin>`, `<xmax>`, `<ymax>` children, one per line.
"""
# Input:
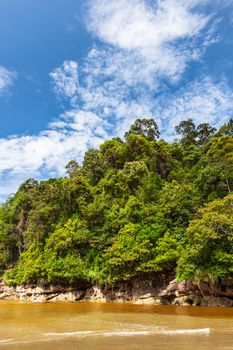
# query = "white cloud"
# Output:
<box><xmin>0</xmin><ymin>109</ymin><xmax>108</xmax><ymax>201</ymax></box>
<box><xmin>1</xmin><ymin>0</ymin><xmax>233</xmax><ymax>201</ymax></box>
<box><xmin>0</xmin><ymin>66</ymin><xmax>17</xmax><ymax>96</ymax></box>
<box><xmin>157</xmin><ymin>77</ymin><xmax>233</xmax><ymax>140</ymax></box>
<box><xmin>87</xmin><ymin>0</ymin><xmax>209</xmax><ymax>49</ymax></box>
<box><xmin>50</xmin><ymin>60</ymin><xmax>79</xmax><ymax>104</ymax></box>
<box><xmin>1</xmin><ymin>75</ymin><xmax>231</xmax><ymax>201</ymax></box>
<box><xmin>86</xmin><ymin>0</ymin><xmax>212</xmax><ymax>84</ymax></box>
<box><xmin>79</xmin><ymin>0</ymin><xmax>233</xmax><ymax>140</ymax></box>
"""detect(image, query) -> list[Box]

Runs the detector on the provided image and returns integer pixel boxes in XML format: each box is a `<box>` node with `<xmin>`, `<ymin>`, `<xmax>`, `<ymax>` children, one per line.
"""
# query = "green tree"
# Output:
<box><xmin>175</xmin><ymin>119</ymin><xmax>197</xmax><ymax>146</ymax></box>
<box><xmin>100</xmin><ymin>138</ymin><xmax>126</xmax><ymax>168</ymax></box>
<box><xmin>217</xmin><ymin>118</ymin><xmax>233</xmax><ymax>136</ymax></box>
<box><xmin>82</xmin><ymin>149</ymin><xmax>107</xmax><ymax>185</ymax></box>
<box><xmin>197</xmin><ymin>123</ymin><xmax>216</xmax><ymax>145</ymax></box>
<box><xmin>207</xmin><ymin>136</ymin><xmax>233</xmax><ymax>193</ymax></box>
<box><xmin>125</xmin><ymin>118</ymin><xmax>160</xmax><ymax>141</ymax></box>
<box><xmin>1</xmin><ymin>118</ymin><xmax>232</xmax><ymax>287</ymax></box>
<box><xmin>65</xmin><ymin>160</ymin><xmax>81</xmax><ymax>178</ymax></box>
<box><xmin>177</xmin><ymin>194</ymin><xmax>233</xmax><ymax>282</ymax></box>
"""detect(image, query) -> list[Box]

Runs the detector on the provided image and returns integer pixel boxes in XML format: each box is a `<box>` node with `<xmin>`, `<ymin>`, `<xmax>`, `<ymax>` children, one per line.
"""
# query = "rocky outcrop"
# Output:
<box><xmin>0</xmin><ymin>280</ymin><xmax>91</xmax><ymax>302</ymax></box>
<box><xmin>0</xmin><ymin>275</ymin><xmax>233</xmax><ymax>307</ymax></box>
<box><xmin>158</xmin><ymin>279</ymin><xmax>233</xmax><ymax>307</ymax></box>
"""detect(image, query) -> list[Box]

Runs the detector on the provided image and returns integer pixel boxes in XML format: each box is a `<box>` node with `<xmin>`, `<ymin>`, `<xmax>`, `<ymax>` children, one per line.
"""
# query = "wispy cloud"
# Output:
<box><xmin>0</xmin><ymin>66</ymin><xmax>17</xmax><ymax>96</ymax></box>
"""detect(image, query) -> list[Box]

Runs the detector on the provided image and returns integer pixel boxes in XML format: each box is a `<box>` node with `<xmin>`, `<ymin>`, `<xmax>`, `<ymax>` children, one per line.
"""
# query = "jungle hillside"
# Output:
<box><xmin>0</xmin><ymin>118</ymin><xmax>232</xmax><ymax>286</ymax></box>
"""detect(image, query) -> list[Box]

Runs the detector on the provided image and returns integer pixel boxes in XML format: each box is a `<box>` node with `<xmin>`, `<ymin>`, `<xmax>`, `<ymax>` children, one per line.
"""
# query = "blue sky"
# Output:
<box><xmin>0</xmin><ymin>0</ymin><xmax>233</xmax><ymax>201</ymax></box>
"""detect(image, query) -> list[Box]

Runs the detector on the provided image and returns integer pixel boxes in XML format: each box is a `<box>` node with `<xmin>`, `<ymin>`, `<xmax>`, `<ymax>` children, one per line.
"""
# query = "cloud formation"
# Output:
<box><xmin>86</xmin><ymin>0</ymin><xmax>212</xmax><ymax>84</ymax></box>
<box><xmin>49</xmin><ymin>60</ymin><xmax>79</xmax><ymax>104</ymax></box>
<box><xmin>0</xmin><ymin>109</ymin><xmax>108</xmax><ymax>201</ymax></box>
<box><xmin>0</xmin><ymin>66</ymin><xmax>17</xmax><ymax>96</ymax></box>
<box><xmin>87</xmin><ymin>0</ymin><xmax>210</xmax><ymax>48</ymax></box>
<box><xmin>1</xmin><ymin>0</ymin><xmax>233</xmax><ymax>201</ymax></box>
<box><xmin>157</xmin><ymin>77</ymin><xmax>233</xmax><ymax>140</ymax></box>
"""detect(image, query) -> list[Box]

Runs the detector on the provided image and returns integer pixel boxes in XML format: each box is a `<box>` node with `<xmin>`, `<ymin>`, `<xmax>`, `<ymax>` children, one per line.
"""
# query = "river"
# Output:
<box><xmin>0</xmin><ymin>302</ymin><xmax>232</xmax><ymax>349</ymax></box>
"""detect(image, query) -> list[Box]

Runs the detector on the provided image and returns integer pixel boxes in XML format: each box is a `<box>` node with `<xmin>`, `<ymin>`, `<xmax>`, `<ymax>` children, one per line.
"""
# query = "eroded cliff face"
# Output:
<box><xmin>0</xmin><ymin>275</ymin><xmax>233</xmax><ymax>307</ymax></box>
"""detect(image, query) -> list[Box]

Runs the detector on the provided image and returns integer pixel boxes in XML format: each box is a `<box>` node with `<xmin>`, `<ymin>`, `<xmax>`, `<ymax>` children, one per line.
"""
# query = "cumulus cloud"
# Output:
<box><xmin>80</xmin><ymin>52</ymin><xmax>233</xmax><ymax>139</ymax></box>
<box><xmin>50</xmin><ymin>60</ymin><xmax>79</xmax><ymax>104</ymax></box>
<box><xmin>78</xmin><ymin>0</ymin><xmax>233</xmax><ymax>136</ymax></box>
<box><xmin>1</xmin><ymin>109</ymin><xmax>108</xmax><ymax>176</ymax></box>
<box><xmin>86</xmin><ymin>0</ymin><xmax>212</xmax><ymax>84</ymax></box>
<box><xmin>0</xmin><ymin>66</ymin><xmax>17</xmax><ymax>96</ymax></box>
<box><xmin>0</xmin><ymin>109</ymin><xmax>109</xmax><ymax>201</ymax></box>
<box><xmin>87</xmin><ymin>0</ymin><xmax>210</xmax><ymax>48</ymax></box>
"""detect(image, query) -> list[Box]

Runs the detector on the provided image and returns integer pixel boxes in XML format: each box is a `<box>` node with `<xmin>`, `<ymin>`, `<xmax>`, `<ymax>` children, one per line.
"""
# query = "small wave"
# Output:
<box><xmin>102</xmin><ymin>331</ymin><xmax>160</xmax><ymax>337</ymax></box>
<box><xmin>0</xmin><ymin>328</ymin><xmax>210</xmax><ymax>346</ymax></box>
<box><xmin>159</xmin><ymin>328</ymin><xmax>210</xmax><ymax>335</ymax></box>
<box><xmin>109</xmin><ymin>321</ymin><xmax>162</xmax><ymax>330</ymax></box>
<box><xmin>44</xmin><ymin>330</ymin><xmax>155</xmax><ymax>338</ymax></box>
<box><xmin>98</xmin><ymin>322</ymin><xmax>210</xmax><ymax>335</ymax></box>
<box><xmin>43</xmin><ymin>328</ymin><xmax>210</xmax><ymax>338</ymax></box>
<box><xmin>0</xmin><ymin>339</ymin><xmax>14</xmax><ymax>344</ymax></box>
<box><xmin>44</xmin><ymin>331</ymin><xmax>93</xmax><ymax>336</ymax></box>
<box><xmin>0</xmin><ymin>338</ymin><xmax>60</xmax><ymax>346</ymax></box>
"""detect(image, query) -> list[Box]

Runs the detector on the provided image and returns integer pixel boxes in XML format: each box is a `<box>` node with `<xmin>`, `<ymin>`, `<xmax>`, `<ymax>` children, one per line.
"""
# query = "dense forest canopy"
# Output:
<box><xmin>0</xmin><ymin>118</ymin><xmax>232</xmax><ymax>286</ymax></box>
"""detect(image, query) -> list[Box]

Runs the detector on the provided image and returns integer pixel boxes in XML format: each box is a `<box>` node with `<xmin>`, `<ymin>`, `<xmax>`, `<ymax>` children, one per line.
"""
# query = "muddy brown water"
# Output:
<box><xmin>0</xmin><ymin>301</ymin><xmax>232</xmax><ymax>349</ymax></box>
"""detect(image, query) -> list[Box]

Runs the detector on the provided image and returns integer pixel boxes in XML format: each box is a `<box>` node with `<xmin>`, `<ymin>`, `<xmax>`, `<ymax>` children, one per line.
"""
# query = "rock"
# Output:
<box><xmin>139</xmin><ymin>293</ymin><xmax>153</xmax><ymax>299</ymax></box>
<box><xmin>205</xmin><ymin>296</ymin><xmax>233</xmax><ymax>307</ymax></box>
<box><xmin>85</xmin><ymin>285</ymin><xmax>106</xmax><ymax>302</ymax></box>
<box><xmin>0</xmin><ymin>275</ymin><xmax>232</xmax><ymax>307</ymax></box>
<box><xmin>134</xmin><ymin>297</ymin><xmax>157</xmax><ymax>305</ymax></box>
<box><xmin>172</xmin><ymin>296</ymin><xmax>195</xmax><ymax>306</ymax></box>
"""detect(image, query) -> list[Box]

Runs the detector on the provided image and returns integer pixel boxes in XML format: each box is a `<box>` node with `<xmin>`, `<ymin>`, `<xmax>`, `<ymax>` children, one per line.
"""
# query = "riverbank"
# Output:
<box><xmin>0</xmin><ymin>275</ymin><xmax>233</xmax><ymax>307</ymax></box>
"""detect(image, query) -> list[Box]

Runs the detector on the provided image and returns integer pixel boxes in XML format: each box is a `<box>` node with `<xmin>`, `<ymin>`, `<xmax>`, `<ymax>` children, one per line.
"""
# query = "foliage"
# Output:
<box><xmin>124</xmin><ymin>118</ymin><xmax>160</xmax><ymax>141</ymax></box>
<box><xmin>177</xmin><ymin>195</ymin><xmax>233</xmax><ymax>282</ymax></box>
<box><xmin>0</xmin><ymin>118</ymin><xmax>232</xmax><ymax>285</ymax></box>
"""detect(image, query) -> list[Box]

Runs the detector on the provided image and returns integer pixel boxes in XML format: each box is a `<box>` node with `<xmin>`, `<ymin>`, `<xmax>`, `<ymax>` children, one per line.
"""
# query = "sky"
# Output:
<box><xmin>0</xmin><ymin>0</ymin><xmax>233</xmax><ymax>201</ymax></box>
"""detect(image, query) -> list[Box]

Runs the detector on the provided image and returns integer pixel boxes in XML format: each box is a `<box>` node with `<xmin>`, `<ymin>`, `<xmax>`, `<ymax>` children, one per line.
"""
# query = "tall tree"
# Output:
<box><xmin>65</xmin><ymin>160</ymin><xmax>81</xmax><ymax>178</ymax></box>
<box><xmin>197</xmin><ymin>123</ymin><xmax>216</xmax><ymax>145</ymax></box>
<box><xmin>175</xmin><ymin>119</ymin><xmax>197</xmax><ymax>146</ymax></box>
<box><xmin>124</xmin><ymin>118</ymin><xmax>160</xmax><ymax>141</ymax></box>
<box><xmin>177</xmin><ymin>194</ymin><xmax>233</xmax><ymax>282</ymax></box>
<box><xmin>207</xmin><ymin>136</ymin><xmax>233</xmax><ymax>193</ymax></box>
<box><xmin>217</xmin><ymin>118</ymin><xmax>233</xmax><ymax>136</ymax></box>
<box><xmin>82</xmin><ymin>149</ymin><xmax>107</xmax><ymax>185</ymax></box>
